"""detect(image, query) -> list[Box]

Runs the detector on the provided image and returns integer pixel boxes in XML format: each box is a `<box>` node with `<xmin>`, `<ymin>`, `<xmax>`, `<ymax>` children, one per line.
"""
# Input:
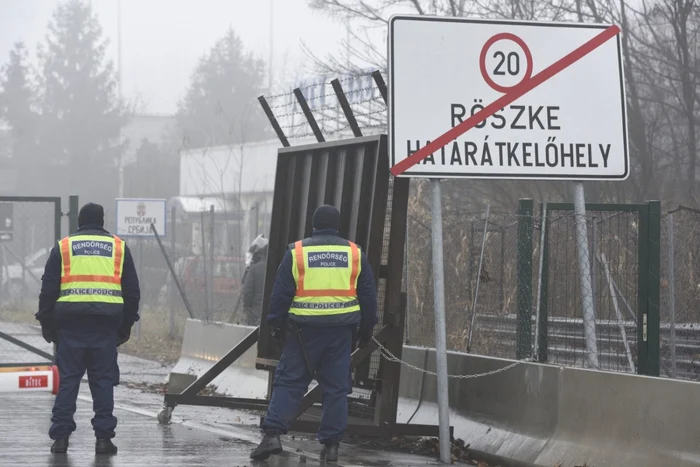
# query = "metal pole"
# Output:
<box><xmin>0</xmin><ymin>245</ymin><xmax>4</xmax><ymax>308</ymax></box>
<box><xmin>268</xmin><ymin>0</ymin><xmax>274</xmax><ymax>92</ymax></box>
<box><xmin>591</xmin><ymin>215</ymin><xmax>597</xmax><ymax>304</ymax></box>
<box><xmin>151</xmin><ymin>223</ymin><xmax>195</xmax><ymax>319</ymax></box>
<box><xmin>200</xmin><ymin>211</ymin><xmax>209</xmax><ymax>319</ymax></box>
<box><xmin>169</xmin><ymin>206</ymin><xmax>176</xmax><ymax>339</ymax></box>
<box><xmin>429</xmin><ymin>179</ymin><xmax>451</xmax><ymax>463</ymax></box>
<box><xmin>534</xmin><ymin>203</ymin><xmax>548</xmax><ymax>361</ymax></box>
<box><xmin>134</xmin><ymin>238</ymin><xmax>143</xmax><ymax>340</ymax></box>
<box><xmin>405</xmin><ymin>221</ymin><xmax>411</xmax><ymax>343</ymax></box>
<box><xmin>667</xmin><ymin>213</ymin><xmax>677</xmax><ymax>378</ymax></box>
<box><xmin>209</xmin><ymin>205</ymin><xmax>215</xmax><ymax>320</ymax></box>
<box><xmin>573</xmin><ymin>182</ymin><xmax>600</xmax><ymax>369</ymax></box>
<box><xmin>467</xmin><ymin>204</ymin><xmax>490</xmax><ymax>353</ymax></box>
<box><xmin>601</xmin><ymin>252</ymin><xmax>635</xmax><ymax>373</ymax></box>
<box><xmin>117</xmin><ymin>0</ymin><xmax>124</xmax><ymax>198</ymax></box>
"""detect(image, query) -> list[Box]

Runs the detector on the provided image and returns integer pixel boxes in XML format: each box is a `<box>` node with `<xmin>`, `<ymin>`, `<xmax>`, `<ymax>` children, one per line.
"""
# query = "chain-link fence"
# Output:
<box><xmin>0</xmin><ymin>198</ymin><xmax>61</xmax><ymax>367</ymax></box>
<box><xmin>544</xmin><ymin>208</ymin><xmax>640</xmax><ymax>374</ymax></box>
<box><xmin>405</xmin><ymin>207</ymin><xmax>524</xmax><ymax>358</ymax></box>
<box><xmin>121</xmin><ymin>201</ymin><xmax>272</xmax><ymax>364</ymax></box>
<box><xmin>661</xmin><ymin>207</ymin><xmax>700</xmax><ymax>381</ymax></box>
<box><xmin>404</xmin><ymin>194</ymin><xmax>672</xmax><ymax>379</ymax></box>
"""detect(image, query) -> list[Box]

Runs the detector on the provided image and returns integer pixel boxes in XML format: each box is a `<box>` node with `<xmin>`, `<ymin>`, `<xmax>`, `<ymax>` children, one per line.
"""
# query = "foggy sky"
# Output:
<box><xmin>0</xmin><ymin>0</ymin><xmax>351</xmax><ymax>115</ymax></box>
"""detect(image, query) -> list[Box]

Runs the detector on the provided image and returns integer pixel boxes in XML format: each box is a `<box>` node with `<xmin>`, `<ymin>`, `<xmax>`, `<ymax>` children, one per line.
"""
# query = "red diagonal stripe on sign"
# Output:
<box><xmin>390</xmin><ymin>24</ymin><xmax>621</xmax><ymax>177</ymax></box>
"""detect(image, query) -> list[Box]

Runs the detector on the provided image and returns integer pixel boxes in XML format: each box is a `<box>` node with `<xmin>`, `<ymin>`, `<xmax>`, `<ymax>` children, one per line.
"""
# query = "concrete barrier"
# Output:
<box><xmin>169</xmin><ymin>319</ymin><xmax>267</xmax><ymax>398</ymax></box>
<box><xmin>397</xmin><ymin>345</ymin><xmax>700</xmax><ymax>467</ymax></box>
<box><xmin>171</xmin><ymin>320</ymin><xmax>700</xmax><ymax>466</ymax></box>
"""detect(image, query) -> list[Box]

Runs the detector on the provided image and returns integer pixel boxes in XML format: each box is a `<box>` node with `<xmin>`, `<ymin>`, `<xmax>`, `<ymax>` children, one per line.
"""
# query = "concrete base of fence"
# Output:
<box><xmin>170</xmin><ymin>320</ymin><xmax>700</xmax><ymax>466</ymax></box>
<box><xmin>397</xmin><ymin>345</ymin><xmax>700</xmax><ymax>467</ymax></box>
<box><xmin>169</xmin><ymin>319</ymin><xmax>267</xmax><ymax>398</ymax></box>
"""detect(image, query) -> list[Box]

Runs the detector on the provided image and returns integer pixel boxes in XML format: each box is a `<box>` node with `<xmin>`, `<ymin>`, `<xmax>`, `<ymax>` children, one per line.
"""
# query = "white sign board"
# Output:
<box><xmin>115</xmin><ymin>198</ymin><xmax>166</xmax><ymax>237</ymax></box>
<box><xmin>388</xmin><ymin>16</ymin><xmax>629</xmax><ymax>180</ymax></box>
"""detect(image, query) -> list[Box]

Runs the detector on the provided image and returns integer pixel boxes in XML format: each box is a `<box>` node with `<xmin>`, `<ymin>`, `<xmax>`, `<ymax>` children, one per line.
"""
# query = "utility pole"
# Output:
<box><xmin>117</xmin><ymin>0</ymin><xmax>124</xmax><ymax>198</ymax></box>
<box><xmin>268</xmin><ymin>0</ymin><xmax>274</xmax><ymax>92</ymax></box>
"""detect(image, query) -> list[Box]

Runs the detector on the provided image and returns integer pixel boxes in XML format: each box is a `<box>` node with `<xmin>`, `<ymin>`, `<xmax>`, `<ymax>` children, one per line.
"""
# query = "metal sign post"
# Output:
<box><xmin>572</xmin><ymin>182</ymin><xmax>599</xmax><ymax>368</ymax></box>
<box><xmin>429</xmin><ymin>179</ymin><xmax>451</xmax><ymax>463</ymax></box>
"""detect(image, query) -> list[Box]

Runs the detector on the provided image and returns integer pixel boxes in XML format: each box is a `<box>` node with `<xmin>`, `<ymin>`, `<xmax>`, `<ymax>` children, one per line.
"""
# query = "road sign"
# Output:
<box><xmin>0</xmin><ymin>202</ymin><xmax>13</xmax><ymax>242</ymax></box>
<box><xmin>115</xmin><ymin>198</ymin><xmax>166</xmax><ymax>237</ymax></box>
<box><xmin>388</xmin><ymin>16</ymin><xmax>629</xmax><ymax>180</ymax></box>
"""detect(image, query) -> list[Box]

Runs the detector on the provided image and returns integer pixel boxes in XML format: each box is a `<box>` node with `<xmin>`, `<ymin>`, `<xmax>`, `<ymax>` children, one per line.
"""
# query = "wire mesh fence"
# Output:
<box><xmin>544</xmin><ymin>208</ymin><xmax>639</xmax><ymax>374</ymax></box>
<box><xmin>404</xmin><ymin>196</ymin><xmax>674</xmax><ymax>379</ymax></box>
<box><xmin>405</xmin><ymin>205</ymin><xmax>528</xmax><ymax>359</ymax></box>
<box><xmin>120</xmin><ymin>201</ymin><xmax>272</xmax><ymax>363</ymax></box>
<box><xmin>661</xmin><ymin>207</ymin><xmax>700</xmax><ymax>380</ymax></box>
<box><xmin>0</xmin><ymin>199</ymin><xmax>60</xmax><ymax>367</ymax></box>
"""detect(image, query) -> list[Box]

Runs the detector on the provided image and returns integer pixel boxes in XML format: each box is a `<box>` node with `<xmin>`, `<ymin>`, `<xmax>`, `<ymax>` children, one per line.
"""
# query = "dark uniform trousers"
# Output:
<box><xmin>49</xmin><ymin>325</ymin><xmax>119</xmax><ymax>440</ymax></box>
<box><xmin>262</xmin><ymin>325</ymin><xmax>352</xmax><ymax>444</ymax></box>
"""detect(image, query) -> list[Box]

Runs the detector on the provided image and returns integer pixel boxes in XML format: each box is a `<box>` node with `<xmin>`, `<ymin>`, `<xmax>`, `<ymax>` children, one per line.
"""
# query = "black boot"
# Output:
<box><xmin>95</xmin><ymin>438</ymin><xmax>118</xmax><ymax>454</ymax></box>
<box><xmin>250</xmin><ymin>433</ymin><xmax>282</xmax><ymax>461</ymax></box>
<box><xmin>51</xmin><ymin>438</ymin><xmax>69</xmax><ymax>454</ymax></box>
<box><xmin>321</xmin><ymin>443</ymin><xmax>339</xmax><ymax>463</ymax></box>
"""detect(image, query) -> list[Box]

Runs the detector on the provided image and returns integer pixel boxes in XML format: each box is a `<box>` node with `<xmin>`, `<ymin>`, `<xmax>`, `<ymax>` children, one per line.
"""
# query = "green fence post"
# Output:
<box><xmin>537</xmin><ymin>203</ymin><xmax>549</xmax><ymax>363</ymax></box>
<box><xmin>517</xmin><ymin>199</ymin><xmax>534</xmax><ymax>360</ymax></box>
<box><xmin>68</xmin><ymin>195</ymin><xmax>79</xmax><ymax>235</ymax></box>
<box><xmin>637</xmin><ymin>203</ymin><xmax>649</xmax><ymax>374</ymax></box>
<box><xmin>53</xmin><ymin>199</ymin><xmax>62</xmax><ymax>242</ymax></box>
<box><xmin>637</xmin><ymin>200</ymin><xmax>661</xmax><ymax>376</ymax></box>
<box><xmin>647</xmin><ymin>200</ymin><xmax>661</xmax><ymax>376</ymax></box>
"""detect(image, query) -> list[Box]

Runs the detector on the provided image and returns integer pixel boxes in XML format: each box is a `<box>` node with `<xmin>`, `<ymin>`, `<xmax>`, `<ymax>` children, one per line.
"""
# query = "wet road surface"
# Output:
<box><xmin>1</xmin><ymin>391</ymin><xmax>441</xmax><ymax>467</ymax></box>
<box><xmin>0</xmin><ymin>322</ymin><xmax>442</xmax><ymax>466</ymax></box>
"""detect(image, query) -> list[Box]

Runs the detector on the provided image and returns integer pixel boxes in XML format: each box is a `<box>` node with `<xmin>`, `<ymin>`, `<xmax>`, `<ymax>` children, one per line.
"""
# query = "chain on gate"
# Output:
<box><xmin>372</xmin><ymin>337</ymin><xmax>532</xmax><ymax>380</ymax></box>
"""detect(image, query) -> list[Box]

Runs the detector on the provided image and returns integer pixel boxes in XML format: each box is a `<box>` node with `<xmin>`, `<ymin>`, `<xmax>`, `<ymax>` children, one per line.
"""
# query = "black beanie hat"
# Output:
<box><xmin>78</xmin><ymin>202</ymin><xmax>104</xmax><ymax>228</ymax></box>
<box><xmin>312</xmin><ymin>205</ymin><xmax>340</xmax><ymax>231</ymax></box>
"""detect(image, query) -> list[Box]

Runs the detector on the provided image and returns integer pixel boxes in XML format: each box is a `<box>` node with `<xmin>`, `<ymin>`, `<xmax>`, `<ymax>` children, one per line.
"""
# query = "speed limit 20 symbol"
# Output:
<box><xmin>479</xmin><ymin>33</ymin><xmax>533</xmax><ymax>93</ymax></box>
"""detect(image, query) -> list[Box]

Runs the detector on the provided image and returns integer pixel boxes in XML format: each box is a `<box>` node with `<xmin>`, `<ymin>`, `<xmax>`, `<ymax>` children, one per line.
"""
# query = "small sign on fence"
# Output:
<box><xmin>0</xmin><ymin>202</ymin><xmax>13</xmax><ymax>241</ymax></box>
<box><xmin>388</xmin><ymin>16</ymin><xmax>629</xmax><ymax>180</ymax></box>
<box><xmin>115</xmin><ymin>198</ymin><xmax>167</xmax><ymax>237</ymax></box>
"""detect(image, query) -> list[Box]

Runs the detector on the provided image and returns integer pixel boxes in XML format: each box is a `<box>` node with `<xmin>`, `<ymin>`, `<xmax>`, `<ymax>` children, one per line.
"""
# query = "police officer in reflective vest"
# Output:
<box><xmin>35</xmin><ymin>202</ymin><xmax>141</xmax><ymax>455</ymax></box>
<box><xmin>250</xmin><ymin>205</ymin><xmax>378</xmax><ymax>463</ymax></box>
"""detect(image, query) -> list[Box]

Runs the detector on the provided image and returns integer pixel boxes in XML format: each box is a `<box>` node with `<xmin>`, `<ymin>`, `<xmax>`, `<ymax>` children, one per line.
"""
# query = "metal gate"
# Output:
<box><xmin>0</xmin><ymin>196</ymin><xmax>71</xmax><ymax>368</ymax></box>
<box><xmin>516</xmin><ymin>200</ymin><xmax>661</xmax><ymax>376</ymax></box>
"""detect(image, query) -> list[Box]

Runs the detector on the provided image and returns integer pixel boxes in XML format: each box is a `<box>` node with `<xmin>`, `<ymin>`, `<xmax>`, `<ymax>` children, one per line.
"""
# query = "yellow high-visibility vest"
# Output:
<box><xmin>289</xmin><ymin>240</ymin><xmax>361</xmax><ymax>316</ymax></box>
<box><xmin>56</xmin><ymin>235</ymin><xmax>125</xmax><ymax>304</ymax></box>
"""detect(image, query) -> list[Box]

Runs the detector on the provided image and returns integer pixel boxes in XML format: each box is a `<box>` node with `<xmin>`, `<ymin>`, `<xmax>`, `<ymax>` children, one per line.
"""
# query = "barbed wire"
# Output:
<box><xmin>263</xmin><ymin>84</ymin><xmax>382</xmax><ymax>107</ymax></box>
<box><xmin>372</xmin><ymin>337</ymin><xmax>531</xmax><ymax>379</ymax></box>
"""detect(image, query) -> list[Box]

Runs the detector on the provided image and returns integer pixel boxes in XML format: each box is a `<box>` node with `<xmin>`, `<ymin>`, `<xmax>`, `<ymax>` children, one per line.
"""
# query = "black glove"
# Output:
<box><xmin>270</xmin><ymin>326</ymin><xmax>286</xmax><ymax>344</ymax></box>
<box><xmin>117</xmin><ymin>325</ymin><xmax>131</xmax><ymax>346</ymax></box>
<box><xmin>357</xmin><ymin>328</ymin><xmax>372</xmax><ymax>349</ymax></box>
<box><xmin>41</xmin><ymin>324</ymin><xmax>57</xmax><ymax>344</ymax></box>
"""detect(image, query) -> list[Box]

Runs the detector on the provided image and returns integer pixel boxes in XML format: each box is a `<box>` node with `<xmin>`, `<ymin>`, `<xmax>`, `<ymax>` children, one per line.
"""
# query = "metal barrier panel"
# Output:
<box><xmin>258</xmin><ymin>135</ymin><xmax>391</xmax><ymax>362</ymax></box>
<box><xmin>256</xmin><ymin>134</ymin><xmax>410</xmax><ymax>426</ymax></box>
<box><xmin>0</xmin><ymin>197</ymin><xmax>62</xmax><ymax>367</ymax></box>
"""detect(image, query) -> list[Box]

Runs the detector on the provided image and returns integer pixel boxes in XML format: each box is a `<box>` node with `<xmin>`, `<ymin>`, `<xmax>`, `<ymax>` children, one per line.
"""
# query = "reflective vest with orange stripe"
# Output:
<box><xmin>56</xmin><ymin>234</ymin><xmax>125</xmax><ymax>305</ymax></box>
<box><xmin>289</xmin><ymin>238</ymin><xmax>361</xmax><ymax>319</ymax></box>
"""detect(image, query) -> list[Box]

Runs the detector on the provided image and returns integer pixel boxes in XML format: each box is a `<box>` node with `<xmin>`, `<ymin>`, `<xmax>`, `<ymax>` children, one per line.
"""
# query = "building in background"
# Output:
<box><xmin>174</xmin><ymin>136</ymin><xmax>316</xmax><ymax>258</ymax></box>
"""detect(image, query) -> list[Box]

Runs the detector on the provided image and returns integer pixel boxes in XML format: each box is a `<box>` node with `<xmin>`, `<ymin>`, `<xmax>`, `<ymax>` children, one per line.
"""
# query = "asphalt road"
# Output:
<box><xmin>0</xmin><ymin>321</ymin><xmax>442</xmax><ymax>467</ymax></box>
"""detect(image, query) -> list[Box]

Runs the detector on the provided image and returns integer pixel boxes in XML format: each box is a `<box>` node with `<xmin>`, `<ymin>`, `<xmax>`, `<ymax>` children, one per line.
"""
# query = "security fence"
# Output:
<box><xmin>405</xmin><ymin>195</ymin><xmax>671</xmax><ymax>379</ymax></box>
<box><xmin>661</xmin><ymin>207</ymin><xmax>700</xmax><ymax>380</ymax></box>
<box><xmin>121</xmin><ymin>201</ymin><xmax>273</xmax><ymax>363</ymax></box>
<box><xmin>0</xmin><ymin>197</ymin><xmax>63</xmax><ymax>367</ymax></box>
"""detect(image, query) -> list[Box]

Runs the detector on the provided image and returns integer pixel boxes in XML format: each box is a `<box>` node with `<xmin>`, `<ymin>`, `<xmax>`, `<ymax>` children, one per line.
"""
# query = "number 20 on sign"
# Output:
<box><xmin>388</xmin><ymin>16</ymin><xmax>629</xmax><ymax>181</ymax></box>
